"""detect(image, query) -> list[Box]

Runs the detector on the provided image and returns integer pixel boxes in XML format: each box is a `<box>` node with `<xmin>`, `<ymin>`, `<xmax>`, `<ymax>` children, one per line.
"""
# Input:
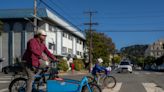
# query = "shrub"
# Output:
<box><xmin>58</xmin><ymin>59</ymin><xmax>69</xmax><ymax>71</ymax></box>
<box><xmin>74</xmin><ymin>59</ymin><xmax>85</xmax><ymax>71</ymax></box>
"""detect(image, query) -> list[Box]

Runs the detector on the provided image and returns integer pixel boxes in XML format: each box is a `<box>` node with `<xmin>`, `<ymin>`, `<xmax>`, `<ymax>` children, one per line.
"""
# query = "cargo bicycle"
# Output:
<box><xmin>9</xmin><ymin>61</ymin><xmax>101</xmax><ymax>92</ymax></box>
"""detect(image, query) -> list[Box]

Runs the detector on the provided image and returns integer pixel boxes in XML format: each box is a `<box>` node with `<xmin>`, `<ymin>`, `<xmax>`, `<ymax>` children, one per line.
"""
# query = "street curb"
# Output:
<box><xmin>58</xmin><ymin>71</ymin><xmax>89</xmax><ymax>76</ymax></box>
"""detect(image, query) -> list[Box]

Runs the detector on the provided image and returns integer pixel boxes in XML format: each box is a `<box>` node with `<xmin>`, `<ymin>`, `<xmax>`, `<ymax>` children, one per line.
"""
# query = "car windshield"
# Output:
<box><xmin>120</xmin><ymin>62</ymin><xmax>130</xmax><ymax>65</ymax></box>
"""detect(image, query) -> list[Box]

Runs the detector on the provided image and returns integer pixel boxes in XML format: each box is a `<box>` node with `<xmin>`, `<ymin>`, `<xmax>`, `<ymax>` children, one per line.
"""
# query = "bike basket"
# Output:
<box><xmin>47</xmin><ymin>79</ymin><xmax>80</xmax><ymax>92</ymax></box>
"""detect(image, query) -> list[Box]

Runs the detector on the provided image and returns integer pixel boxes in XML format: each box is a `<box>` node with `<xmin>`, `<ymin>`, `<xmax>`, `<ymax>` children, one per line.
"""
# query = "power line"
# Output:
<box><xmin>51</xmin><ymin>0</ymin><xmax>86</xmax><ymax>25</ymax></box>
<box><xmin>61</xmin><ymin>15</ymin><xmax>164</xmax><ymax>19</ymax></box>
<box><xmin>48</xmin><ymin>0</ymin><xmax>73</xmax><ymax>19</ymax></box>
<box><xmin>39</xmin><ymin>0</ymin><xmax>82</xmax><ymax>32</ymax></box>
<box><xmin>96</xmin><ymin>29</ymin><xmax>164</xmax><ymax>32</ymax></box>
<box><xmin>96</xmin><ymin>15</ymin><xmax>164</xmax><ymax>19</ymax></box>
<box><xmin>48</xmin><ymin>0</ymin><xmax>85</xmax><ymax>30</ymax></box>
<box><xmin>101</xmin><ymin>10</ymin><xmax>164</xmax><ymax>15</ymax></box>
<box><xmin>36</xmin><ymin>3</ymin><xmax>85</xmax><ymax>29</ymax></box>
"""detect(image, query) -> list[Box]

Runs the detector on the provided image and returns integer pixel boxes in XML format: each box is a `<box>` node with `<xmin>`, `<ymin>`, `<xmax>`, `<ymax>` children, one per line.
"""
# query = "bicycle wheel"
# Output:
<box><xmin>103</xmin><ymin>76</ymin><xmax>116</xmax><ymax>89</ymax></box>
<box><xmin>82</xmin><ymin>83</ymin><xmax>102</xmax><ymax>92</ymax></box>
<box><xmin>9</xmin><ymin>77</ymin><xmax>27</xmax><ymax>92</ymax></box>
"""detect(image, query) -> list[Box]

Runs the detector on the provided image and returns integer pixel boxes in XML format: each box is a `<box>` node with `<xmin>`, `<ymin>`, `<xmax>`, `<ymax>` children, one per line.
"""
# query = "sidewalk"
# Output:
<box><xmin>58</xmin><ymin>70</ymin><xmax>90</xmax><ymax>76</ymax></box>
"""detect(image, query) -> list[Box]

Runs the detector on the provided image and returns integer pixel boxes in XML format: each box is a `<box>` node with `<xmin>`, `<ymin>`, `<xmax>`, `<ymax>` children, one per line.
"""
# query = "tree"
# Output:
<box><xmin>120</xmin><ymin>45</ymin><xmax>148</xmax><ymax>66</ymax></box>
<box><xmin>144</xmin><ymin>56</ymin><xmax>155</xmax><ymax>65</ymax></box>
<box><xmin>120</xmin><ymin>45</ymin><xmax>148</xmax><ymax>57</ymax></box>
<box><xmin>113</xmin><ymin>56</ymin><xmax>121</xmax><ymax>64</ymax></box>
<box><xmin>137</xmin><ymin>57</ymin><xmax>145</xmax><ymax>67</ymax></box>
<box><xmin>155</xmin><ymin>55</ymin><xmax>164</xmax><ymax>65</ymax></box>
<box><xmin>85</xmin><ymin>31</ymin><xmax>115</xmax><ymax>66</ymax></box>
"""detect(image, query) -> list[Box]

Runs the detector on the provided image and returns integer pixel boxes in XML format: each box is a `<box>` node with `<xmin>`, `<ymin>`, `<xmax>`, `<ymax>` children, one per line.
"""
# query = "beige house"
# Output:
<box><xmin>145</xmin><ymin>39</ymin><xmax>164</xmax><ymax>58</ymax></box>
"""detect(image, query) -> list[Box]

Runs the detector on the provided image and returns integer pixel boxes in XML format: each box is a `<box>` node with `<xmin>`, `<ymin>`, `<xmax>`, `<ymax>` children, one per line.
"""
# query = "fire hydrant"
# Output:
<box><xmin>71</xmin><ymin>63</ymin><xmax>75</xmax><ymax>74</ymax></box>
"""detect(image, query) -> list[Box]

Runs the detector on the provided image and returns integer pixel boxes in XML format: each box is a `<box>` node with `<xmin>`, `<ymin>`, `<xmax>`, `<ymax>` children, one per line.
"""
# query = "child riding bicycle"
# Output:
<box><xmin>91</xmin><ymin>58</ymin><xmax>108</xmax><ymax>85</ymax></box>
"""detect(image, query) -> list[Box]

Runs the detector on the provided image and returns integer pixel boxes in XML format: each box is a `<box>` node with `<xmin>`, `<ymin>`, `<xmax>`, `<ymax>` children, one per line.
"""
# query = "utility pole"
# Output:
<box><xmin>34</xmin><ymin>0</ymin><xmax>37</xmax><ymax>32</ymax></box>
<box><xmin>84</xmin><ymin>11</ymin><xmax>98</xmax><ymax>72</ymax></box>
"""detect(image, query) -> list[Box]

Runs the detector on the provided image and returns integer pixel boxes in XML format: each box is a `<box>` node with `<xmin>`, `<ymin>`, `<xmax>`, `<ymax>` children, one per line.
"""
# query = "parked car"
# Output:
<box><xmin>157</xmin><ymin>63</ymin><xmax>164</xmax><ymax>71</ymax></box>
<box><xmin>2</xmin><ymin>63</ymin><xmax>23</xmax><ymax>74</ymax></box>
<box><xmin>117</xmin><ymin>61</ymin><xmax>133</xmax><ymax>73</ymax></box>
<box><xmin>135</xmin><ymin>66</ymin><xmax>142</xmax><ymax>70</ymax></box>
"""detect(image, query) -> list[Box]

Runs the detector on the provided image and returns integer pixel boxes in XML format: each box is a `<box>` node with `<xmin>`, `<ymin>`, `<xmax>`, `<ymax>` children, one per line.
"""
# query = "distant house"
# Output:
<box><xmin>145</xmin><ymin>39</ymin><xmax>164</xmax><ymax>58</ymax></box>
<box><xmin>0</xmin><ymin>8</ymin><xmax>85</xmax><ymax>66</ymax></box>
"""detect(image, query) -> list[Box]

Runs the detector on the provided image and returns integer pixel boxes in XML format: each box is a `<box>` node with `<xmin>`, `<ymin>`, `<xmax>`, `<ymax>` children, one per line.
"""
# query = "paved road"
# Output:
<box><xmin>109</xmin><ymin>70</ymin><xmax>164</xmax><ymax>92</ymax></box>
<box><xmin>0</xmin><ymin>70</ymin><xmax>164</xmax><ymax>92</ymax></box>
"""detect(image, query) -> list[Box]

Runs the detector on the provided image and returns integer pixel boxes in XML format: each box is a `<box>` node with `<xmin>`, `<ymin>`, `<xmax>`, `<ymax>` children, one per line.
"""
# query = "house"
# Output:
<box><xmin>0</xmin><ymin>8</ymin><xmax>85</xmax><ymax>67</ymax></box>
<box><xmin>145</xmin><ymin>39</ymin><xmax>164</xmax><ymax>58</ymax></box>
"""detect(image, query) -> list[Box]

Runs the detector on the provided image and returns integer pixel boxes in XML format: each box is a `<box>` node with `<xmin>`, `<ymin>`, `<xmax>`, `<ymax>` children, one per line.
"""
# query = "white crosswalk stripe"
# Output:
<box><xmin>0</xmin><ymin>81</ymin><xmax>10</xmax><ymax>83</ymax></box>
<box><xmin>3</xmin><ymin>75</ymin><xmax>12</xmax><ymax>78</ymax></box>
<box><xmin>154</xmin><ymin>72</ymin><xmax>164</xmax><ymax>75</ymax></box>
<box><xmin>133</xmin><ymin>71</ymin><xmax>164</xmax><ymax>75</ymax></box>
<box><xmin>142</xmin><ymin>83</ymin><xmax>164</xmax><ymax>92</ymax></box>
<box><xmin>134</xmin><ymin>71</ymin><xmax>140</xmax><ymax>75</ymax></box>
<box><xmin>0</xmin><ymin>75</ymin><xmax>12</xmax><ymax>83</ymax></box>
<box><xmin>0</xmin><ymin>77</ymin><xmax>11</xmax><ymax>80</ymax></box>
<box><xmin>103</xmin><ymin>83</ymin><xmax>122</xmax><ymax>92</ymax></box>
<box><xmin>0</xmin><ymin>88</ymin><xmax>8</xmax><ymax>92</ymax></box>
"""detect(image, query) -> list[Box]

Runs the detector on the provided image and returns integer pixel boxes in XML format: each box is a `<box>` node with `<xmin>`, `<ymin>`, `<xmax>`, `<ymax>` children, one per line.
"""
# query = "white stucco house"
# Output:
<box><xmin>0</xmin><ymin>8</ymin><xmax>86</xmax><ymax>67</ymax></box>
<box><xmin>145</xmin><ymin>39</ymin><xmax>164</xmax><ymax>58</ymax></box>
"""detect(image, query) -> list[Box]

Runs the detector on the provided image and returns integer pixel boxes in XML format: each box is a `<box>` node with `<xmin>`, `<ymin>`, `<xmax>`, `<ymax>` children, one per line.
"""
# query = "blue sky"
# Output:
<box><xmin>0</xmin><ymin>0</ymin><xmax>164</xmax><ymax>50</ymax></box>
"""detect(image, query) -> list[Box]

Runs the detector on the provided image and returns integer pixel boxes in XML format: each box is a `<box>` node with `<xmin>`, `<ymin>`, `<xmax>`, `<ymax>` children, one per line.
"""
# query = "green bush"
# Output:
<box><xmin>74</xmin><ymin>59</ymin><xmax>85</xmax><ymax>71</ymax></box>
<box><xmin>58</xmin><ymin>59</ymin><xmax>69</xmax><ymax>71</ymax></box>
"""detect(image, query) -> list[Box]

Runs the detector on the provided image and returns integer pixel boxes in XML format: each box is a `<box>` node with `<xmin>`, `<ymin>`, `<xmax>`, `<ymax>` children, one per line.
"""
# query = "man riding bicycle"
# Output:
<box><xmin>22</xmin><ymin>29</ymin><xmax>57</xmax><ymax>92</ymax></box>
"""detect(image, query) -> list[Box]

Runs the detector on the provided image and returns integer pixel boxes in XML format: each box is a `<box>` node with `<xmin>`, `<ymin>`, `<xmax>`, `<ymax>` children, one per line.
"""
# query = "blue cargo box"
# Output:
<box><xmin>47</xmin><ymin>79</ymin><xmax>80</xmax><ymax>92</ymax></box>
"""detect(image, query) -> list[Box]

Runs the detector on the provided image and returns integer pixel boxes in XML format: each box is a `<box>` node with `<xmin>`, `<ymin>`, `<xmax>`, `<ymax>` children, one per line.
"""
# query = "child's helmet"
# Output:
<box><xmin>97</xmin><ymin>58</ymin><xmax>103</xmax><ymax>63</ymax></box>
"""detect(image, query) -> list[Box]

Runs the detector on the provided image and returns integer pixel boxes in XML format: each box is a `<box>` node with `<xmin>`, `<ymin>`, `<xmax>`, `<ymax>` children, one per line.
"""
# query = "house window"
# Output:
<box><xmin>49</xmin><ymin>25</ymin><xmax>55</xmax><ymax>32</ymax></box>
<box><xmin>76</xmin><ymin>39</ymin><xmax>79</xmax><ymax>43</ymax></box>
<box><xmin>76</xmin><ymin>51</ymin><xmax>80</xmax><ymax>55</ymax></box>
<box><xmin>63</xmin><ymin>32</ymin><xmax>67</xmax><ymax>38</ymax></box>
<box><xmin>62</xmin><ymin>47</ymin><xmax>67</xmax><ymax>54</ymax></box>
<box><xmin>80</xmin><ymin>52</ymin><xmax>82</xmax><ymax>56</ymax></box>
<box><xmin>68</xmin><ymin>34</ymin><xmax>73</xmax><ymax>40</ymax></box>
<box><xmin>80</xmin><ymin>41</ymin><xmax>83</xmax><ymax>45</ymax></box>
<box><xmin>48</xmin><ymin>43</ymin><xmax>56</xmax><ymax>50</ymax></box>
<box><xmin>150</xmin><ymin>52</ymin><xmax>154</xmax><ymax>56</ymax></box>
<box><xmin>151</xmin><ymin>47</ymin><xmax>153</xmax><ymax>50</ymax></box>
<box><xmin>76</xmin><ymin>39</ymin><xmax>82</xmax><ymax>44</ymax></box>
<box><xmin>81</xmin><ymin>41</ymin><xmax>83</xmax><ymax>44</ymax></box>
<box><xmin>68</xmin><ymin>48</ymin><xmax>72</xmax><ymax>54</ymax></box>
